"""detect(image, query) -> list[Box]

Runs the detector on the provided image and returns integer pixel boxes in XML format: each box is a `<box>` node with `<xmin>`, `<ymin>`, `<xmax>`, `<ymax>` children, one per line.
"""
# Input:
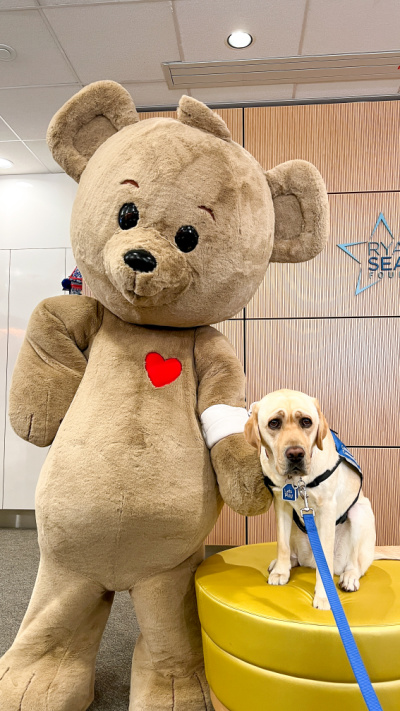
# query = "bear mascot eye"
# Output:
<box><xmin>175</xmin><ymin>225</ymin><xmax>199</xmax><ymax>253</ymax></box>
<box><xmin>119</xmin><ymin>203</ymin><xmax>139</xmax><ymax>230</ymax></box>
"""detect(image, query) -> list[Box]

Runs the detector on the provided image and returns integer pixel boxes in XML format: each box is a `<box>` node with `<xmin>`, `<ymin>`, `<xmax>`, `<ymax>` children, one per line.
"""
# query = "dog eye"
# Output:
<box><xmin>300</xmin><ymin>418</ymin><xmax>312</xmax><ymax>428</ymax></box>
<box><xmin>175</xmin><ymin>225</ymin><xmax>199</xmax><ymax>253</ymax></box>
<box><xmin>268</xmin><ymin>419</ymin><xmax>281</xmax><ymax>430</ymax></box>
<box><xmin>119</xmin><ymin>203</ymin><xmax>139</xmax><ymax>230</ymax></box>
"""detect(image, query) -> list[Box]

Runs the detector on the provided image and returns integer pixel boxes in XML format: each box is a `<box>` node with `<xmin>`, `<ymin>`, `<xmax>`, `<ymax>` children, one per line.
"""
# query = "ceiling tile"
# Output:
<box><xmin>44</xmin><ymin>2</ymin><xmax>180</xmax><ymax>84</ymax></box>
<box><xmin>174</xmin><ymin>0</ymin><xmax>307</xmax><ymax>62</ymax></box>
<box><xmin>303</xmin><ymin>0</ymin><xmax>400</xmax><ymax>55</ymax></box>
<box><xmin>0</xmin><ymin>85</ymin><xmax>79</xmax><ymax>140</ymax></box>
<box><xmin>0</xmin><ymin>10</ymin><xmax>78</xmax><ymax>87</ymax></box>
<box><xmin>123</xmin><ymin>81</ymin><xmax>189</xmax><ymax>108</ymax></box>
<box><xmin>0</xmin><ymin>140</ymin><xmax>48</xmax><ymax>174</ymax></box>
<box><xmin>0</xmin><ymin>117</ymin><xmax>18</xmax><ymax>141</ymax></box>
<box><xmin>0</xmin><ymin>1</ymin><xmax>38</xmax><ymax>7</ymax></box>
<box><xmin>38</xmin><ymin>0</ymin><xmax>114</xmax><ymax>4</ymax></box>
<box><xmin>24</xmin><ymin>139</ymin><xmax>64</xmax><ymax>172</ymax></box>
<box><xmin>191</xmin><ymin>83</ymin><xmax>295</xmax><ymax>104</ymax></box>
<box><xmin>295</xmin><ymin>79</ymin><xmax>400</xmax><ymax>100</ymax></box>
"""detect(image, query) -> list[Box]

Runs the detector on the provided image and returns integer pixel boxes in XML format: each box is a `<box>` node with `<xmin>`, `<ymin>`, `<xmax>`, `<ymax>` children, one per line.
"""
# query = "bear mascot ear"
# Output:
<box><xmin>177</xmin><ymin>95</ymin><xmax>232</xmax><ymax>141</ymax></box>
<box><xmin>266</xmin><ymin>159</ymin><xmax>329</xmax><ymax>263</ymax></box>
<box><xmin>47</xmin><ymin>80</ymin><xmax>139</xmax><ymax>182</ymax></box>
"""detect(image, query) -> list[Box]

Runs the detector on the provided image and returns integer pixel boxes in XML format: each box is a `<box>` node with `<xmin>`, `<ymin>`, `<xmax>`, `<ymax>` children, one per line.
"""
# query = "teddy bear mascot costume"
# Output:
<box><xmin>0</xmin><ymin>81</ymin><xmax>329</xmax><ymax>711</ymax></box>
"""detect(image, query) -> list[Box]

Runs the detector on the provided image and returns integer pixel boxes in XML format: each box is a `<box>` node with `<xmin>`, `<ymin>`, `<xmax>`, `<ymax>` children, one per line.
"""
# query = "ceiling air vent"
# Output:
<box><xmin>163</xmin><ymin>51</ymin><xmax>400</xmax><ymax>89</ymax></box>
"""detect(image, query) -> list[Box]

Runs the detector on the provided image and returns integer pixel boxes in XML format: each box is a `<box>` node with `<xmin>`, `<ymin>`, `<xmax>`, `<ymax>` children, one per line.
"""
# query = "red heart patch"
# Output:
<box><xmin>145</xmin><ymin>352</ymin><xmax>182</xmax><ymax>388</ymax></box>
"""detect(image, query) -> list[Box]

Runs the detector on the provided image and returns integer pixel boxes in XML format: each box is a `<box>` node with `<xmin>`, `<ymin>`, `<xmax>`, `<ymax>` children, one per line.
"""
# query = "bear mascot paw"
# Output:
<box><xmin>0</xmin><ymin>81</ymin><xmax>329</xmax><ymax>711</ymax></box>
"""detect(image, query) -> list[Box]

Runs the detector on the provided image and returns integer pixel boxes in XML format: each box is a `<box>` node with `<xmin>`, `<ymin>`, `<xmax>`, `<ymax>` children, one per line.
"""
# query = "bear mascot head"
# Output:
<box><xmin>1</xmin><ymin>80</ymin><xmax>328</xmax><ymax>711</ymax></box>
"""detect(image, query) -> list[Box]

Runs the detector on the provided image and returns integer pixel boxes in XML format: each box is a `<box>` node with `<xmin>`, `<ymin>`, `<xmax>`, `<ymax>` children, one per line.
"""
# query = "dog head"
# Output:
<box><xmin>244</xmin><ymin>389</ymin><xmax>328</xmax><ymax>479</ymax></box>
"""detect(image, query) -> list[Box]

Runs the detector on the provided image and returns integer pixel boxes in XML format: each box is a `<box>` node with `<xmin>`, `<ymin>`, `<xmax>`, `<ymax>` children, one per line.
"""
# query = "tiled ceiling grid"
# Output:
<box><xmin>1</xmin><ymin>0</ymin><xmax>400</xmax><ymax>174</ymax></box>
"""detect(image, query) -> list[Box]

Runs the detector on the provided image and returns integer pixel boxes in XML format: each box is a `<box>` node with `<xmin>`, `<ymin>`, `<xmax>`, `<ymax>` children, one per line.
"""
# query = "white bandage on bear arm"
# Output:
<box><xmin>200</xmin><ymin>404</ymin><xmax>249</xmax><ymax>449</ymax></box>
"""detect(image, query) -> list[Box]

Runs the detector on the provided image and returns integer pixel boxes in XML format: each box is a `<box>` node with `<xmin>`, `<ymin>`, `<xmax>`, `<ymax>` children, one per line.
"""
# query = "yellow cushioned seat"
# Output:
<box><xmin>195</xmin><ymin>543</ymin><xmax>400</xmax><ymax>711</ymax></box>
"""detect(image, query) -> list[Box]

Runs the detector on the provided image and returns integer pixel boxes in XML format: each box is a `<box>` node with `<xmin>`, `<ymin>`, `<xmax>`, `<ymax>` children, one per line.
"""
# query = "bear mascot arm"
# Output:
<box><xmin>194</xmin><ymin>325</ymin><xmax>271</xmax><ymax>516</ymax></box>
<box><xmin>9</xmin><ymin>295</ymin><xmax>103</xmax><ymax>447</ymax></box>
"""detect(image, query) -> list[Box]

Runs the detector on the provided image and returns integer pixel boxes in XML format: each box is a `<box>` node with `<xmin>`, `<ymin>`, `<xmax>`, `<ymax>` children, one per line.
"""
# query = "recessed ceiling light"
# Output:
<box><xmin>0</xmin><ymin>158</ymin><xmax>14</xmax><ymax>169</ymax></box>
<box><xmin>0</xmin><ymin>44</ymin><xmax>16</xmax><ymax>62</ymax></box>
<box><xmin>227</xmin><ymin>31</ymin><xmax>253</xmax><ymax>49</ymax></box>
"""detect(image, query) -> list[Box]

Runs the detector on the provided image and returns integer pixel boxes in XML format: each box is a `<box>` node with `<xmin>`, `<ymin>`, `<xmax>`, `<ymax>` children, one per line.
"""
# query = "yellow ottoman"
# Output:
<box><xmin>195</xmin><ymin>543</ymin><xmax>400</xmax><ymax>711</ymax></box>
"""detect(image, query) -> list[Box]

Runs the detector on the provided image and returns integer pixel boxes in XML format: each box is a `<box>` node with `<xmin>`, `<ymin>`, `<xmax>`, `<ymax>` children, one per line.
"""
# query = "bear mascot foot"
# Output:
<box><xmin>0</xmin><ymin>653</ymin><xmax>94</xmax><ymax>711</ymax></box>
<box><xmin>130</xmin><ymin>634</ymin><xmax>211</xmax><ymax>711</ymax></box>
<box><xmin>130</xmin><ymin>663</ymin><xmax>212</xmax><ymax>711</ymax></box>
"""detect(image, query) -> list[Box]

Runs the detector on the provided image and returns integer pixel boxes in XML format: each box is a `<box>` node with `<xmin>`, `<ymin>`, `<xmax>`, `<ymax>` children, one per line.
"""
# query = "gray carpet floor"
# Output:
<box><xmin>0</xmin><ymin>529</ymin><xmax>139</xmax><ymax>711</ymax></box>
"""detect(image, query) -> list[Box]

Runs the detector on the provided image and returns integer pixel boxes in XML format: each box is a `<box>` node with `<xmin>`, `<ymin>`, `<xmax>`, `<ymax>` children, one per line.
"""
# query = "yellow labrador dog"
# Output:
<box><xmin>245</xmin><ymin>389</ymin><xmax>399</xmax><ymax>610</ymax></box>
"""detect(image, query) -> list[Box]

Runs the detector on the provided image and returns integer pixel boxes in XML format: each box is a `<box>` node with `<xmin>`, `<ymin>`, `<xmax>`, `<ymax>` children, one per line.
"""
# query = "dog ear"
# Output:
<box><xmin>244</xmin><ymin>403</ymin><xmax>261</xmax><ymax>455</ymax></box>
<box><xmin>47</xmin><ymin>81</ymin><xmax>139</xmax><ymax>182</ymax></box>
<box><xmin>265</xmin><ymin>160</ymin><xmax>329</xmax><ymax>263</ymax></box>
<box><xmin>314</xmin><ymin>398</ymin><xmax>329</xmax><ymax>450</ymax></box>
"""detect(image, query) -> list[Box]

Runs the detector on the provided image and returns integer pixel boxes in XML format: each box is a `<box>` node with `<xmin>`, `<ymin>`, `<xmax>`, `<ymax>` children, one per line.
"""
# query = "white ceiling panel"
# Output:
<box><xmin>0</xmin><ymin>141</ymin><xmax>48</xmax><ymax>174</ymax></box>
<box><xmin>191</xmin><ymin>82</ymin><xmax>295</xmax><ymax>104</ymax></box>
<box><xmin>25</xmin><ymin>139</ymin><xmax>64</xmax><ymax>172</ymax></box>
<box><xmin>0</xmin><ymin>85</ymin><xmax>79</xmax><ymax>140</ymax></box>
<box><xmin>123</xmin><ymin>81</ymin><xmax>189</xmax><ymax>108</ymax></box>
<box><xmin>0</xmin><ymin>1</ymin><xmax>38</xmax><ymax>7</ymax></box>
<box><xmin>174</xmin><ymin>0</ymin><xmax>307</xmax><ymax>62</ymax></box>
<box><xmin>0</xmin><ymin>10</ymin><xmax>78</xmax><ymax>87</ymax></box>
<box><xmin>39</xmin><ymin>0</ymin><xmax>116</xmax><ymax>4</ymax></box>
<box><xmin>0</xmin><ymin>118</ymin><xmax>18</xmax><ymax>141</ymax></box>
<box><xmin>303</xmin><ymin>0</ymin><xmax>400</xmax><ymax>55</ymax></box>
<box><xmin>38</xmin><ymin>0</ymin><xmax>136</xmax><ymax>4</ymax></box>
<box><xmin>295</xmin><ymin>79</ymin><xmax>400</xmax><ymax>100</ymax></box>
<box><xmin>44</xmin><ymin>2</ymin><xmax>180</xmax><ymax>84</ymax></box>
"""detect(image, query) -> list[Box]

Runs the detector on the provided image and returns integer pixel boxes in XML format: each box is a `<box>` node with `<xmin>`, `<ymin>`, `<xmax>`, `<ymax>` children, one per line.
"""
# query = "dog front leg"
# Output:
<box><xmin>268</xmin><ymin>497</ymin><xmax>293</xmax><ymax>586</ymax></box>
<box><xmin>313</xmin><ymin>504</ymin><xmax>336</xmax><ymax>610</ymax></box>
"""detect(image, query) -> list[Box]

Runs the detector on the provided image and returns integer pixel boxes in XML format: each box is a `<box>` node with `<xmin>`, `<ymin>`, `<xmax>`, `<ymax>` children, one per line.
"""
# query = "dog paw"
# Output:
<box><xmin>268</xmin><ymin>571</ymin><xmax>290</xmax><ymax>586</ymax></box>
<box><xmin>268</xmin><ymin>559</ymin><xmax>277</xmax><ymax>573</ymax></box>
<box><xmin>339</xmin><ymin>571</ymin><xmax>360</xmax><ymax>592</ymax></box>
<box><xmin>313</xmin><ymin>594</ymin><xmax>331</xmax><ymax>610</ymax></box>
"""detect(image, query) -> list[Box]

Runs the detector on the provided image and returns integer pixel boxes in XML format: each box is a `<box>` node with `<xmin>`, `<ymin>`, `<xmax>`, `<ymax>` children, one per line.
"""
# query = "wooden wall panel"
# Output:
<box><xmin>139</xmin><ymin>111</ymin><xmax>177</xmax><ymax>121</ymax></box>
<box><xmin>245</xmin><ymin>102</ymin><xmax>400</xmax><ymax>193</ymax></box>
<box><xmin>246</xmin><ymin>318</ymin><xmax>400</xmax><ymax>447</ymax></box>
<box><xmin>247</xmin><ymin>192</ymin><xmax>400</xmax><ymax>318</ymax></box>
<box><xmin>205</xmin><ymin>505</ymin><xmax>246</xmax><ymax>546</ymax></box>
<box><xmin>214</xmin><ymin>319</ymin><xmax>244</xmax><ymax>366</ymax></box>
<box><xmin>248</xmin><ymin>449</ymin><xmax>400</xmax><ymax>547</ymax></box>
<box><xmin>353</xmin><ymin>449</ymin><xmax>400</xmax><ymax>546</ymax></box>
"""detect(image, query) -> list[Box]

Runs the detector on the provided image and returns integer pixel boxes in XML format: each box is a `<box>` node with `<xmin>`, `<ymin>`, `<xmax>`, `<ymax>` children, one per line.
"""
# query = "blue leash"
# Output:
<box><xmin>303</xmin><ymin>511</ymin><xmax>383</xmax><ymax>711</ymax></box>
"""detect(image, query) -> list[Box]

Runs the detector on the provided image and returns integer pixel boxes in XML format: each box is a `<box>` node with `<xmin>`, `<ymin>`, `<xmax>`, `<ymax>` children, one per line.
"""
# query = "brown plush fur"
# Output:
<box><xmin>0</xmin><ymin>81</ymin><xmax>329</xmax><ymax>711</ymax></box>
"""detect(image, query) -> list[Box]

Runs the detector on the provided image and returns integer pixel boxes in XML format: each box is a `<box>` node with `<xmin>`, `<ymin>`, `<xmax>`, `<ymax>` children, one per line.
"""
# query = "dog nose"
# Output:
<box><xmin>124</xmin><ymin>249</ymin><xmax>157</xmax><ymax>273</ymax></box>
<box><xmin>286</xmin><ymin>447</ymin><xmax>305</xmax><ymax>462</ymax></box>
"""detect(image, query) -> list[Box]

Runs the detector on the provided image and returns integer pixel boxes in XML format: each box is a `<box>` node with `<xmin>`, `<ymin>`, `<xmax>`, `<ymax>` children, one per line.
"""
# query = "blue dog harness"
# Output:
<box><xmin>263</xmin><ymin>431</ymin><xmax>363</xmax><ymax>533</ymax></box>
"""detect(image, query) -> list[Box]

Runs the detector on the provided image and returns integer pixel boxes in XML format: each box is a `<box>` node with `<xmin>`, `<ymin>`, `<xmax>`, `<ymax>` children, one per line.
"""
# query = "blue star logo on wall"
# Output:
<box><xmin>337</xmin><ymin>213</ymin><xmax>394</xmax><ymax>295</ymax></box>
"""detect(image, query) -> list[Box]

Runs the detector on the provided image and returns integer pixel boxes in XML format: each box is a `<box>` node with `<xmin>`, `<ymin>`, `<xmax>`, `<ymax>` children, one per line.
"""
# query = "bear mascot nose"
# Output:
<box><xmin>124</xmin><ymin>249</ymin><xmax>157</xmax><ymax>273</ymax></box>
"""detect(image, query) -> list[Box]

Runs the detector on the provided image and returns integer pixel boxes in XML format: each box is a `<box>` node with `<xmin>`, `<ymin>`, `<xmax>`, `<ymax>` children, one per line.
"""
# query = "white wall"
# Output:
<box><xmin>0</xmin><ymin>174</ymin><xmax>77</xmax><ymax>509</ymax></box>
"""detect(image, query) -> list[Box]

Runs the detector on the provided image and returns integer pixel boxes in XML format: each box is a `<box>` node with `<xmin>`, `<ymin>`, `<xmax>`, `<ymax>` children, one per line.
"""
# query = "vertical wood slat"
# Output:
<box><xmin>245</xmin><ymin>102</ymin><xmax>400</xmax><ymax>193</ymax></box>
